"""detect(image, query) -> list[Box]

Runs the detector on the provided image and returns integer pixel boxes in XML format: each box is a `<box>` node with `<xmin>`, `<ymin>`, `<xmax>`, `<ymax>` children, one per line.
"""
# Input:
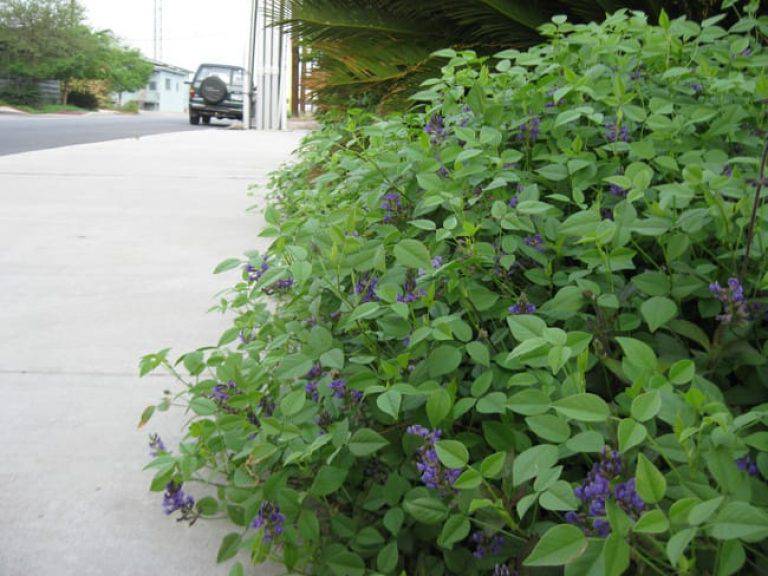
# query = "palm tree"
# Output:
<box><xmin>270</xmin><ymin>0</ymin><xmax>722</xmax><ymax>108</ymax></box>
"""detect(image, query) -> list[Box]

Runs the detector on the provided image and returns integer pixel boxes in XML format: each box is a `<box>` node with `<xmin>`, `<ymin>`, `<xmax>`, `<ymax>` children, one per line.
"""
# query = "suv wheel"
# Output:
<box><xmin>189</xmin><ymin>113</ymin><xmax>200</xmax><ymax>125</ymax></box>
<box><xmin>202</xmin><ymin>116</ymin><xmax>211</xmax><ymax>125</ymax></box>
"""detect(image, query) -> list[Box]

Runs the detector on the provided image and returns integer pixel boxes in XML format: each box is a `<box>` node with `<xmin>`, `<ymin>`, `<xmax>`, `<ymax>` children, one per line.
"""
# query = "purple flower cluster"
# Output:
<box><xmin>305</xmin><ymin>363</ymin><xmax>323</xmax><ymax>401</ymax></box>
<box><xmin>354</xmin><ymin>273</ymin><xmax>380</xmax><ymax>303</ymax></box>
<box><xmin>709</xmin><ymin>277</ymin><xmax>749</xmax><ymax>324</ymax></box>
<box><xmin>272</xmin><ymin>278</ymin><xmax>294</xmax><ymax>292</ymax></box>
<box><xmin>493</xmin><ymin>565</ymin><xmax>516</xmax><ymax>576</ymax></box>
<box><xmin>246</xmin><ymin>260</ymin><xmax>269</xmax><ymax>283</ymax></box>
<box><xmin>252</xmin><ymin>501</ymin><xmax>285</xmax><ymax>542</ymax></box>
<box><xmin>524</xmin><ymin>233</ymin><xmax>545</xmax><ymax>252</ymax></box>
<box><xmin>381</xmin><ymin>192</ymin><xmax>403</xmax><ymax>223</ymax></box>
<box><xmin>736</xmin><ymin>455</ymin><xmax>759</xmax><ymax>477</ymax></box>
<box><xmin>508</xmin><ymin>294</ymin><xmax>536</xmax><ymax>315</ymax></box>
<box><xmin>516</xmin><ymin>116</ymin><xmax>541</xmax><ymax>141</ymax></box>
<box><xmin>605</xmin><ymin>120</ymin><xmax>630</xmax><ymax>143</ymax></box>
<box><xmin>406</xmin><ymin>425</ymin><xmax>461</xmax><ymax>490</ymax></box>
<box><xmin>508</xmin><ymin>194</ymin><xmax>519</xmax><ymax>208</ymax></box>
<box><xmin>566</xmin><ymin>448</ymin><xmax>644</xmax><ymax>537</ymax></box>
<box><xmin>691</xmin><ymin>82</ymin><xmax>704</xmax><ymax>94</ymax></box>
<box><xmin>424</xmin><ymin>114</ymin><xmax>447</xmax><ymax>145</ymax></box>
<box><xmin>470</xmin><ymin>531</ymin><xmax>504</xmax><ymax>558</ymax></box>
<box><xmin>329</xmin><ymin>378</ymin><xmax>363</xmax><ymax>402</ymax></box>
<box><xmin>149</xmin><ymin>433</ymin><xmax>166</xmax><ymax>457</ymax></box>
<box><xmin>437</xmin><ymin>164</ymin><xmax>450</xmax><ymax>178</ymax></box>
<box><xmin>609</xmin><ymin>184</ymin><xmax>627</xmax><ymax>197</ymax></box>
<box><xmin>163</xmin><ymin>482</ymin><xmax>195</xmax><ymax>516</ymax></box>
<box><xmin>431</xmin><ymin>255</ymin><xmax>443</xmax><ymax>268</ymax></box>
<box><xmin>259</xmin><ymin>397</ymin><xmax>275</xmax><ymax>416</ymax></box>
<box><xmin>211</xmin><ymin>380</ymin><xmax>237</xmax><ymax>401</ymax></box>
<box><xmin>397</xmin><ymin>276</ymin><xmax>426</xmax><ymax>303</ymax></box>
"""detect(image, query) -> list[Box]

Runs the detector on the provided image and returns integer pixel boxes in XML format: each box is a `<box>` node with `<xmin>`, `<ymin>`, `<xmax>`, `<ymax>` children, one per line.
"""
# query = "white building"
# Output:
<box><xmin>116</xmin><ymin>59</ymin><xmax>191</xmax><ymax>112</ymax></box>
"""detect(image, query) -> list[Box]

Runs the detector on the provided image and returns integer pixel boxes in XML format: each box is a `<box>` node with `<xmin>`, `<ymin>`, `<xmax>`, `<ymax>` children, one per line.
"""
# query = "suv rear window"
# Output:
<box><xmin>195</xmin><ymin>66</ymin><xmax>243</xmax><ymax>86</ymax></box>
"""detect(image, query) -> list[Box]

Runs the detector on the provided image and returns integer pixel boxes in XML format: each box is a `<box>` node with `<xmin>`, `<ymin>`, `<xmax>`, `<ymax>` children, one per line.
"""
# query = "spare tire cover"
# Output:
<box><xmin>199</xmin><ymin>76</ymin><xmax>228</xmax><ymax>104</ymax></box>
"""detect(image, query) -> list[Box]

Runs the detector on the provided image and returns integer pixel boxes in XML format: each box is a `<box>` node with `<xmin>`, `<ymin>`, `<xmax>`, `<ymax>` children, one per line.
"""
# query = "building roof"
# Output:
<box><xmin>145</xmin><ymin>58</ymin><xmax>192</xmax><ymax>76</ymax></box>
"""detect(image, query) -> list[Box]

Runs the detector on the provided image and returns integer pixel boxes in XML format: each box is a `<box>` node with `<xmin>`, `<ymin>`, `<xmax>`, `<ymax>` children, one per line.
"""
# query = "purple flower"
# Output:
<box><xmin>354</xmin><ymin>273</ymin><xmax>380</xmax><ymax>303</ymax></box>
<box><xmin>736</xmin><ymin>455</ymin><xmax>759</xmax><ymax>477</ymax></box>
<box><xmin>259</xmin><ymin>397</ymin><xmax>275</xmax><ymax>416</ymax></box>
<box><xmin>211</xmin><ymin>380</ymin><xmax>237</xmax><ymax>401</ymax></box>
<box><xmin>329</xmin><ymin>378</ymin><xmax>347</xmax><ymax>399</ymax></box>
<box><xmin>471</xmin><ymin>531</ymin><xmax>504</xmax><ymax>559</ymax></box>
<box><xmin>381</xmin><ymin>192</ymin><xmax>403</xmax><ymax>223</ymax></box>
<box><xmin>407</xmin><ymin>426</ymin><xmax>460</xmax><ymax>490</ymax></box>
<box><xmin>493</xmin><ymin>565</ymin><xmax>515</xmax><ymax>576</ymax></box>
<box><xmin>162</xmin><ymin>482</ymin><xmax>195</xmax><ymax>516</ymax></box>
<box><xmin>524</xmin><ymin>233</ymin><xmax>544</xmax><ymax>252</ymax></box>
<box><xmin>605</xmin><ymin>120</ymin><xmax>630</xmax><ymax>143</ymax></box>
<box><xmin>568</xmin><ymin>447</ymin><xmax>642</xmax><ymax>537</ymax></box>
<box><xmin>509</xmin><ymin>302</ymin><xmax>536</xmax><ymax>315</ymax></box>
<box><xmin>252</xmin><ymin>501</ymin><xmax>285</xmax><ymax>542</ymax></box>
<box><xmin>709</xmin><ymin>278</ymin><xmax>749</xmax><ymax>324</ymax></box>
<box><xmin>149</xmin><ymin>434</ymin><xmax>166</xmax><ymax>457</ymax></box>
<box><xmin>691</xmin><ymin>82</ymin><xmax>703</xmax><ymax>94</ymax></box>
<box><xmin>245</xmin><ymin>260</ymin><xmax>269</xmax><ymax>283</ymax></box>
<box><xmin>431</xmin><ymin>256</ymin><xmax>443</xmax><ymax>268</ymax></box>
<box><xmin>516</xmin><ymin>116</ymin><xmax>541</xmax><ymax>142</ymax></box>
<box><xmin>273</xmin><ymin>278</ymin><xmax>294</xmax><ymax>291</ymax></box>
<box><xmin>723</xmin><ymin>164</ymin><xmax>733</xmax><ymax>177</ymax></box>
<box><xmin>305</xmin><ymin>380</ymin><xmax>319</xmax><ymax>401</ymax></box>
<box><xmin>609</xmin><ymin>184</ymin><xmax>627</xmax><ymax>197</ymax></box>
<box><xmin>741</xmin><ymin>47</ymin><xmax>752</xmax><ymax>57</ymax></box>
<box><xmin>437</xmin><ymin>165</ymin><xmax>450</xmax><ymax>178</ymax></box>
<box><xmin>424</xmin><ymin>114</ymin><xmax>447</xmax><ymax>144</ymax></box>
<box><xmin>508</xmin><ymin>194</ymin><xmax>519</xmax><ymax>208</ymax></box>
<box><xmin>397</xmin><ymin>276</ymin><xmax>426</xmax><ymax>303</ymax></box>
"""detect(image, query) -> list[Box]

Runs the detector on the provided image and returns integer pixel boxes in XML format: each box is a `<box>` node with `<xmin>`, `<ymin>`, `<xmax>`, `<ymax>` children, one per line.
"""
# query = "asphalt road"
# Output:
<box><xmin>0</xmin><ymin>112</ymin><xmax>233</xmax><ymax>156</ymax></box>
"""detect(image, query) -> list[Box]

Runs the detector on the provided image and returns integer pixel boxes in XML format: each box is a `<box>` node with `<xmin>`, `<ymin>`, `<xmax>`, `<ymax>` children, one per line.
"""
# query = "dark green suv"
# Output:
<box><xmin>188</xmin><ymin>63</ymin><xmax>251</xmax><ymax>125</ymax></box>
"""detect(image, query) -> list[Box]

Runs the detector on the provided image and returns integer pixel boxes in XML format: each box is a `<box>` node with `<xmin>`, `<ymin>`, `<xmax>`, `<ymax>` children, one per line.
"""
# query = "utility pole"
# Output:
<box><xmin>153</xmin><ymin>0</ymin><xmax>163</xmax><ymax>61</ymax></box>
<box><xmin>244</xmin><ymin>0</ymin><xmax>258</xmax><ymax>130</ymax></box>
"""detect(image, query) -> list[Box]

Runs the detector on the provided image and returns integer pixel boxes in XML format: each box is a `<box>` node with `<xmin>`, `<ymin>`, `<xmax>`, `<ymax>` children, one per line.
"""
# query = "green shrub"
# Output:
<box><xmin>141</xmin><ymin>6</ymin><xmax>768</xmax><ymax>575</ymax></box>
<box><xmin>0</xmin><ymin>80</ymin><xmax>39</xmax><ymax>106</ymax></box>
<box><xmin>67</xmin><ymin>89</ymin><xmax>99</xmax><ymax>110</ymax></box>
<box><xmin>119</xmin><ymin>100</ymin><xmax>139</xmax><ymax>113</ymax></box>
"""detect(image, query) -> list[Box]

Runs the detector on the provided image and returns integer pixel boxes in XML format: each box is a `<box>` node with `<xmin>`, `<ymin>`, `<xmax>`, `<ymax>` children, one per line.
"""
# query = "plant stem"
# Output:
<box><xmin>741</xmin><ymin>136</ymin><xmax>768</xmax><ymax>276</ymax></box>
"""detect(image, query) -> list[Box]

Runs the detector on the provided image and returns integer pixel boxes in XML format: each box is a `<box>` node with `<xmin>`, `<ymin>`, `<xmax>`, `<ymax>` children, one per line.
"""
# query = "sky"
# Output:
<box><xmin>81</xmin><ymin>0</ymin><xmax>252</xmax><ymax>73</ymax></box>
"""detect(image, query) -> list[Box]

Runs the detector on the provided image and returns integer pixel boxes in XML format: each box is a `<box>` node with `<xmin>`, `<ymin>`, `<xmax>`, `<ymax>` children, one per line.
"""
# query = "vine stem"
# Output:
<box><xmin>741</xmin><ymin>136</ymin><xmax>768</xmax><ymax>277</ymax></box>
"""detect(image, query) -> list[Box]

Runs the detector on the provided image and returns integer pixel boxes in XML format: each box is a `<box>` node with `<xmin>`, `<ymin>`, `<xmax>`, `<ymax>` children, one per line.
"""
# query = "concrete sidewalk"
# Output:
<box><xmin>0</xmin><ymin>129</ymin><xmax>306</xmax><ymax>575</ymax></box>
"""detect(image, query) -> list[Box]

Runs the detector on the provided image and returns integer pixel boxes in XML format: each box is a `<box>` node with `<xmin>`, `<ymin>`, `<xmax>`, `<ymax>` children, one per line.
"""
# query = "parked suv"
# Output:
<box><xmin>188</xmin><ymin>64</ymin><xmax>251</xmax><ymax>125</ymax></box>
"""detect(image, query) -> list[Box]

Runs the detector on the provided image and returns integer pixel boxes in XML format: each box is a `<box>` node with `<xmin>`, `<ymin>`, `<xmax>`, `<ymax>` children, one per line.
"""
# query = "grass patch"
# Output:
<box><xmin>0</xmin><ymin>100</ymin><xmax>89</xmax><ymax>114</ymax></box>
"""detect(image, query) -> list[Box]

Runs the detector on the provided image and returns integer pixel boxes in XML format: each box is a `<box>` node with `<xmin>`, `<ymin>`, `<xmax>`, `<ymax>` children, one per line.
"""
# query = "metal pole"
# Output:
<box><xmin>244</xmin><ymin>0</ymin><xmax>258</xmax><ymax>129</ymax></box>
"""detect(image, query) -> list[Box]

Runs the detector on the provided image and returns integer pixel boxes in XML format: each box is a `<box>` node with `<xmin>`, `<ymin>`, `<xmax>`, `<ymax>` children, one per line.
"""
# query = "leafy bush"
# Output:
<box><xmin>119</xmin><ymin>100</ymin><xmax>139</xmax><ymax>113</ymax></box>
<box><xmin>141</xmin><ymin>6</ymin><xmax>768</xmax><ymax>576</ymax></box>
<box><xmin>67</xmin><ymin>89</ymin><xmax>99</xmax><ymax>110</ymax></box>
<box><xmin>0</xmin><ymin>79</ymin><xmax>39</xmax><ymax>106</ymax></box>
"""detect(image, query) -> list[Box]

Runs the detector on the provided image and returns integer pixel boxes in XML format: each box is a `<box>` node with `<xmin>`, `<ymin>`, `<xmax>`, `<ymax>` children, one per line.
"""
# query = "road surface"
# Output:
<box><xmin>0</xmin><ymin>128</ymin><xmax>305</xmax><ymax>575</ymax></box>
<box><xmin>0</xmin><ymin>112</ymin><xmax>232</xmax><ymax>156</ymax></box>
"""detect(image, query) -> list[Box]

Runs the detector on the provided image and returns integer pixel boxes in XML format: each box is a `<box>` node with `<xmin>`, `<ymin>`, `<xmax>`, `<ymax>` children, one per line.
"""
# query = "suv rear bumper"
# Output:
<box><xmin>190</xmin><ymin>99</ymin><xmax>244</xmax><ymax>119</ymax></box>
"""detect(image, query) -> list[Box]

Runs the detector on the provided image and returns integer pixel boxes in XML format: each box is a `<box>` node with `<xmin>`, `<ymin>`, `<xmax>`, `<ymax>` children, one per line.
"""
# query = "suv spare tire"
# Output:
<box><xmin>199</xmin><ymin>76</ymin><xmax>228</xmax><ymax>104</ymax></box>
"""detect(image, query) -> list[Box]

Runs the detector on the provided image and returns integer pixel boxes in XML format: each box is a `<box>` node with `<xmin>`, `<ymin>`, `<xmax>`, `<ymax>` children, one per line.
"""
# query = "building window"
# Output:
<box><xmin>165</xmin><ymin>78</ymin><xmax>171</xmax><ymax>91</ymax></box>
<box><xmin>148</xmin><ymin>81</ymin><xmax>157</xmax><ymax>91</ymax></box>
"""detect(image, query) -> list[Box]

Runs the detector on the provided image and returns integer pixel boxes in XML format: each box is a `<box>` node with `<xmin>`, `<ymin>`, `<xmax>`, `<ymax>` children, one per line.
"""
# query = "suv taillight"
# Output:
<box><xmin>189</xmin><ymin>86</ymin><xmax>196</xmax><ymax>98</ymax></box>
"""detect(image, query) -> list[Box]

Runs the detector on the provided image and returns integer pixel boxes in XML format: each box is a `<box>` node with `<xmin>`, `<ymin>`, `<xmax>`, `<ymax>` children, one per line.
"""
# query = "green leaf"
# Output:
<box><xmin>428</xmin><ymin>345</ymin><xmax>462</xmax><ymax>377</ymax></box>
<box><xmin>668</xmin><ymin>359</ymin><xmax>695</xmax><ymax>384</ymax></box>
<box><xmin>190</xmin><ymin>397</ymin><xmax>217</xmax><ymax>416</ymax></box>
<box><xmin>377</xmin><ymin>541</ymin><xmax>398</xmax><ymax>573</ymax></box>
<box><xmin>688</xmin><ymin>496</ymin><xmax>723</xmax><ymax>525</ymax></box>
<box><xmin>280</xmin><ymin>389</ymin><xmax>306</xmax><ymax>416</ymax></box>
<box><xmin>603</xmin><ymin>533</ymin><xmax>630</xmax><ymax>576</ymax></box>
<box><xmin>526</xmin><ymin>414</ymin><xmax>571</xmax><ymax>443</ymax></box>
<box><xmin>426</xmin><ymin>388</ymin><xmax>452</xmax><ymax>427</ymax></box>
<box><xmin>213</xmin><ymin>257</ymin><xmax>241</xmax><ymax>274</ymax></box>
<box><xmin>393</xmin><ymin>239</ymin><xmax>431</xmax><ymax>270</ymax></box>
<box><xmin>480</xmin><ymin>452</ymin><xmax>506</xmax><ymax>478</ymax></box>
<box><xmin>453</xmin><ymin>467</ymin><xmax>483</xmax><ymax>490</ymax></box>
<box><xmin>513</xmin><ymin>444</ymin><xmax>559</xmax><ymax>486</ymax></box>
<box><xmin>438</xmin><ymin>514</ymin><xmax>470</xmax><ymax>549</ymax></box>
<box><xmin>615</xmin><ymin>337</ymin><xmax>658</xmax><ymax>370</ymax></box>
<box><xmin>328</xmin><ymin>551</ymin><xmax>365</xmax><ymax>576</ymax></box>
<box><xmin>618</xmin><ymin>418</ymin><xmax>647</xmax><ymax>453</ymax></box>
<box><xmin>634</xmin><ymin>509</ymin><xmax>669</xmax><ymax>534</ymax></box>
<box><xmin>320</xmin><ymin>348</ymin><xmax>345</xmax><ymax>369</ymax></box>
<box><xmin>710</xmin><ymin>502</ymin><xmax>768</xmax><ymax>542</ymax></box>
<box><xmin>138</xmin><ymin>405</ymin><xmax>155</xmax><ymax>428</ymax></box>
<box><xmin>630</xmin><ymin>391</ymin><xmax>661</xmax><ymax>422</ymax></box>
<box><xmin>216</xmin><ymin>532</ymin><xmax>241</xmax><ymax>563</ymax></box>
<box><xmin>477</xmin><ymin>392</ymin><xmax>507</xmax><ymax>414</ymax></box>
<box><xmin>349</xmin><ymin>428</ymin><xmax>389</xmax><ymax>456</ymax></box>
<box><xmin>635</xmin><ymin>454</ymin><xmax>666</xmax><ymax>504</ymax></box>
<box><xmin>435</xmin><ymin>439</ymin><xmax>469</xmax><ymax>468</ymax></box>
<box><xmin>553</xmin><ymin>393</ymin><xmax>610</xmax><ymax>422</ymax></box>
<box><xmin>228</xmin><ymin>562</ymin><xmax>244</xmax><ymax>576</ymax></box>
<box><xmin>641</xmin><ymin>296</ymin><xmax>678</xmax><ymax>332</ymax></box>
<box><xmin>383</xmin><ymin>508</ymin><xmax>404</xmax><ymax>535</ymax></box>
<box><xmin>666</xmin><ymin>528</ymin><xmax>696</xmax><ymax>567</ymax></box>
<box><xmin>310</xmin><ymin>466</ymin><xmax>348</xmax><ymax>496</ymax></box>
<box><xmin>523</xmin><ymin>524</ymin><xmax>587</xmax><ymax>567</ymax></box>
<box><xmin>466</xmin><ymin>341</ymin><xmax>490</xmax><ymax>366</ymax></box>
<box><xmin>716</xmin><ymin>540</ymin><xmax>746</xmax><ymax>576</ymax></box>
<box><xmin>540</xmin><ymin>481</ymin><xmax>579</xmax><ymax>511</ymax></box>
<box><xmin>377</xmin><ymin>389</ymin><xmax>401</xmax><ymax>420</ymax></box>
<box><xmin>403</xmin><ymin>497</ymin><xmax>449</xmax><ymax>524</ymax></box>
<box><xmin>348</xmin><ymin>301</ymin><xmax>381</xmax><ymax>322</ymax></box>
